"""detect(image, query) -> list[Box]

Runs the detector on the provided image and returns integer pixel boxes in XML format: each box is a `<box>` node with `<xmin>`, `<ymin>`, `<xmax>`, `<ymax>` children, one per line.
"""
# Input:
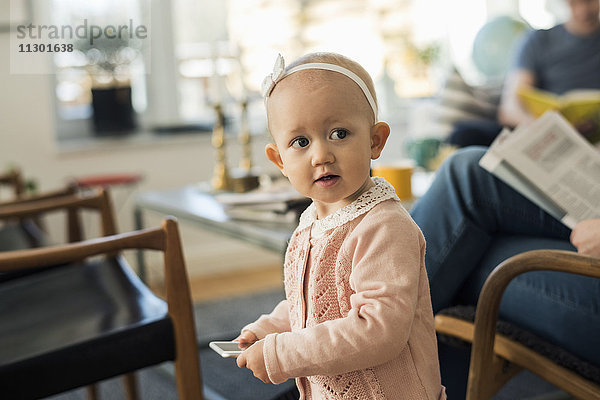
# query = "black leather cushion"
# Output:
<box><xmin>0</xmin><ymin>221</ymin><xmax>55</xmax><ymax>283</ymax></box>
<box><xmin>0</xmin><ymin>256</ymin><xmax>174</xmax><ymax>399</ymax></box>
<box><xmin>0</xmin><ymin>221</ymin><xmax>49</xmax><ymax>251</ymax></box>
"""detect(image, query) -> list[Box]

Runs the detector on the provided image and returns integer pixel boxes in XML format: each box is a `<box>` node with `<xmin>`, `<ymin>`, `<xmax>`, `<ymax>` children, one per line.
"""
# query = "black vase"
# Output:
<box><xmin>91</xmin><ymin>86</ymin><xmax>136</xmax><ymax>135</ymax></box>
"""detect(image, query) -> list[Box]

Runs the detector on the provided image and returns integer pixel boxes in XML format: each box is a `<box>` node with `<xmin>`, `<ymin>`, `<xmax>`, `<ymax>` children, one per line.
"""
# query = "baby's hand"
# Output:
<box><xmin>236</xmin><ymin>340</ymin><xmax>271</xmax><ymax>384</ymax></box>
<box><xmin>234</xmin><ymin>330</ymin><xmax>258</xmax><ymax>350</ymax></box>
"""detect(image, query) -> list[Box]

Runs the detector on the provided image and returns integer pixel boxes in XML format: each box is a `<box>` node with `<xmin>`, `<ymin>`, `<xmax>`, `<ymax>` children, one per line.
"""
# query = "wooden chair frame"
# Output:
<box><xmin>0</xmin><ymin>187</ymin><xmax>115</xmax><ymax>243</ymax></box>
<box><xmin>0</xmin><ymin>168</ymin><xmax>26</xmax><ymax>198</ymax></box>
<box><xmin>437</xmin><ymin>250</ymin><xmax>600</xmax><ymax>400</ymax></box>
<box><xmin>0</xmin><ymin>185</ymin><xmax>77</xmax><ymax>207</ymax></box>
<box><xmin>0</xmin><ymin>189</ymin><xmax>192</xmax><ymax>399</ymax></box>
<box><xmin>0</xmin><ymin>218</ymin><xmax>204</xmax><ymax>399</ymax></box>
<box><xmin>1</xmin><ymin>188</ymin><xmax>122</xmax><ymax>399</ymax></box>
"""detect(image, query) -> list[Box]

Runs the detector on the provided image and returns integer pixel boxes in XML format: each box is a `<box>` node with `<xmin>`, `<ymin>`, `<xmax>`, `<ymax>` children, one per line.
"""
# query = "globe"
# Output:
<box><xmin>472</xmin><ymin>15</ymin><xmax>532</xmax><ymax>81</ymax></box>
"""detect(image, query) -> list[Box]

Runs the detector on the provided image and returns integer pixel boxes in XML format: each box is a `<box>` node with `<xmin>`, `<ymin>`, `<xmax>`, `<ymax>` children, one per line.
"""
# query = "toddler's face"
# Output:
<box><xmin>265</xmin><ymin>71</ymin><xmax>389</xmax><ymax>218</ymax></box>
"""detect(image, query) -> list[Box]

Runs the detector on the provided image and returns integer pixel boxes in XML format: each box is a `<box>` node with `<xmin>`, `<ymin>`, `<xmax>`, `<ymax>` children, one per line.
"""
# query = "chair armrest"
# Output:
<box><xmin>0</xmin><ymin>189</ymin><xmax>117</xmax><ymax>239</ymax></box>
<box><xmin>0</xmin><ymin>189</ymin><xmax>99</xmax><ymax>218</ymax></box>
<box><xmin>467</xmin><ymin>250</ymin><xmax>600</xmax><ymax>399</ymax></box>
<box><xmin>0</xmin><ymin>225</ymin><xmax>165</xmax><ymax>272</ymax></box>
<box><xmin>481</xmin><ymin>249</ymin><xmax>600</xmax><ymax>284</ymax></box>
<box><xmin>0</xmin><ymin>186</ymin><xmax>76</xmax><ymax>207</ymax></box>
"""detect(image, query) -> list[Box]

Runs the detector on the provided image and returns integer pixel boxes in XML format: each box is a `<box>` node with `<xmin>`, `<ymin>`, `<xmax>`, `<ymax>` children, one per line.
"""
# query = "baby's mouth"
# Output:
<box><xmin>314</xmin><ymin>175</ymin><xmax>341</xmax><ymax>188</ymax></box>
<box><xmin>315</xmin><ymin>174</ymin><xmax>339</xmax><ymax>182</ymax></box>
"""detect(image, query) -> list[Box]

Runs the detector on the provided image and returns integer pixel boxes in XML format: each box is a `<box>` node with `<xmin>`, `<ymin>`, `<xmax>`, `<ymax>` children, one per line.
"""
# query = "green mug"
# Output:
<box><xmin>405</xmin><ymin>137</ymin><xmax>442</xmax><ymax>170</ymax></box>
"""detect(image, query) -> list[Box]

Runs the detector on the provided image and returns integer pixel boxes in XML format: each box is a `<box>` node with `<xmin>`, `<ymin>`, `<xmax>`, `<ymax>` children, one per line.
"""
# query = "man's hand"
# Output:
<box><xmin>574</xmin><ymin>119</ymin><xmax>598</xmax><ymax>141</ymax></box>
<box><xmin>570</xmin><ymin>219</ymin><xmax>600</xmax><ymax>258</ymax></box>
<box><xmin>236</xmin><ymin>340</ymin><xmax>272</xmax><ymax>384</ymax></box>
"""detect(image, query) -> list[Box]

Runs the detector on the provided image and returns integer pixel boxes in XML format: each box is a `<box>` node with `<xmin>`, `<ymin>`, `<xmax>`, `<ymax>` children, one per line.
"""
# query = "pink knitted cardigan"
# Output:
<box><xmin>243</xmin><ymin>178</ymin><xmax>446</xmax><ymax>400</ymax></box>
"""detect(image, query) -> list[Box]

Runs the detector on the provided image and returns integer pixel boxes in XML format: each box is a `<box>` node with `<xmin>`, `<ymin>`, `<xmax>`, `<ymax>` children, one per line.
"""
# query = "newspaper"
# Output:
<box><xmin>479</xmin><ymin>111</ymin><xmax>600</xmax><ymax>229</ymax></box>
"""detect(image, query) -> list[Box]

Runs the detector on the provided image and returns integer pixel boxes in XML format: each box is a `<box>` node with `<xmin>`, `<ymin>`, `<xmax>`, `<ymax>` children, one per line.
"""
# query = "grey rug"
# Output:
<box><xmin>46</xmin><ymin>367</ymin><xmax>178</xmax><ymax>400</ymax></box>
<box><xmin>194</xmin><ymin>288</ymin><xmax>285</xmax><ymax>346</ymax></box>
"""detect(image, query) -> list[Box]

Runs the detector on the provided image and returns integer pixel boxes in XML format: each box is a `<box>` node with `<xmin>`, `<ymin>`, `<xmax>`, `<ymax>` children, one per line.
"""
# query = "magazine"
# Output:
<box><xmin>517</xmin><ymin>86</ymin><xmax>600</xmax><ymax>144</ymax></box>
<box><xmin>213</xmin><ymin>179</ymin><xmax>310</xmax><ymax>224</ymax></box>
<box><xmin>479</xmin><ymin>111</ymin><xmax>600</xmax><ymax>229</ymax></box>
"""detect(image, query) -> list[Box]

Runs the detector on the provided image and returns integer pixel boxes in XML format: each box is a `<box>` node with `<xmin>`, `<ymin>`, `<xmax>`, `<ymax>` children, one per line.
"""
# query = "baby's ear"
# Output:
<box><xmin>370</xmin><ymin>122</ymin><xmax>390</xmax><ymax>159</ymax></box>
<box><xmin>265</xmin><ymin>143</ymin><xmax>287</xmax><ymax>176</ymax></box>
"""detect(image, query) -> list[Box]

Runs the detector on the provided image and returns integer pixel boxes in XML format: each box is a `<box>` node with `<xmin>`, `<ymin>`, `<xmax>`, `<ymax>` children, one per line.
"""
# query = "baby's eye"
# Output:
<box><xmin>291</xmin><ymin>137</ymin><xmax>310</xmax><ymax>148</ymax></box>
<box><xmin>330</xmin><ymin>129</ymin><xmax>348</xmax><ymax>140</ymax></box>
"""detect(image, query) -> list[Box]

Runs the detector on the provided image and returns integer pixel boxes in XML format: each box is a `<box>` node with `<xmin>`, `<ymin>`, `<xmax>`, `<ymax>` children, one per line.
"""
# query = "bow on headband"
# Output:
<box><xmin>261</xmin><ymin>53</ymin><xmax>285</xmax><ymax>98</ymax></box>
<box><xmin>260</xmin><ymin>53</ymin><xmax>378</xmax><ymax>120</ymax></box>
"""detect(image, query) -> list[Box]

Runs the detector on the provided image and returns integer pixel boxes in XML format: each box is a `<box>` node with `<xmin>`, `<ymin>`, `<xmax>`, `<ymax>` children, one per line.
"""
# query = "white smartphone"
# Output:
<box><xmin>209</xmin><ymin>341</ymin><xmax>245</xmax><ymax>358</ymax></box>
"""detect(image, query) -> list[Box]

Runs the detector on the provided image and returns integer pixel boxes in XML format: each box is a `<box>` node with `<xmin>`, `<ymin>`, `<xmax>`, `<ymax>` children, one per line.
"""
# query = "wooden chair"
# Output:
<box><xmin>0</xmin><ymin>189</ymin><xmax>301</xmax><ymax>400</ymax></box>
<box><xmin>0</xmin><ymin>216</ymin><xmax>203</xmax><ymax>399</ymax></box>
<box><xmin>0</xmin><ymin>167</ymin><xmax>87</xmax><ymax>249</ymax></box>
<box><xmin>0</xmin><ymin>168</ymin><xmax>26</xmax><ymax>199</ymax></box>
<box><xmin>0</xmin><ymin>188</ymin><xmax>197</xmax><ymax>399</ymax></box>
<box><xmin>435</xmin><ymin>250</ymin><xmax>600</xmax><ymax>400</ymax></box>
<box><xmin>0</xmin><ymin>169</ymin><xmax>99</xmax><ymax>268</ymax></box>
<box><xmin>0</xmin><ymin>188</ymin><xmax>111</xmax><ymax>279</ymax></box>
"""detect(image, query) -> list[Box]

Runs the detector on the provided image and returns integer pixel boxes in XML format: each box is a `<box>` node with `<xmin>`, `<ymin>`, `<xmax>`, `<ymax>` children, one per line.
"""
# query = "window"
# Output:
<box><xmin>48</xmin><ymin>0</ymin><xmax>149</xmax><ymax>140</ymax></box>
<box><xmin>172</xmin><ymin>0</ymin><xmax>229</xmax><ymax>123</ymax></box>
<box><xmin>48</xmin><ymin>0</ymin><xmax>568</xmax><ymax>143</ymax></box>
<box><xmin>226</xmin><ymin>0</ymin><xmax>445</xmax><ymax>101</ymax></box>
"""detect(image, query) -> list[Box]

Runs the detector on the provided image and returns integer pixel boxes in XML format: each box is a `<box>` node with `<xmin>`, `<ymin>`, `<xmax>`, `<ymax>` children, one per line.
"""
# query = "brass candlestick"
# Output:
<box><xmin>211</xmin><ymin>103</ymin><xmax>232</xmax><ymax>191</ymax></box>
<box><xmin>238</xmin><ymin>99</ymin><xmax>252</xmax><ymax>171</ymax></box>
<box><xmin>229</xmin><ymin>99</ymin><xmax>260</xmax><ymax>193</ymax></box>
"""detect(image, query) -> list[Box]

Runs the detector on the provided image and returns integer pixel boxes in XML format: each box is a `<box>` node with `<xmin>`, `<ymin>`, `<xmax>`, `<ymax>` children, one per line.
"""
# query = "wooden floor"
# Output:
<box><xmin>137</xmin><ymin>212</ymin><xmax>286</xmax><ymax>303</ymax></box>
<box><xmin>151</xmin><ymin>262</ymin><xmax>284</xmax><ymax>303</ymax></box>
<box><xmin>188</xmin><ymin>263</ymin><xmax>284</xmax><ymax>302</ymax></box>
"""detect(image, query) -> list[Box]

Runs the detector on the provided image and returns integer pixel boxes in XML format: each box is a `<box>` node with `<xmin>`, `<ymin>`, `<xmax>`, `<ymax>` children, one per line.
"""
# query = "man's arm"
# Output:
<box><xmin>497</xmin><ymin>69</ymin><xmax>537</xmax><ymax>128</ymax></box>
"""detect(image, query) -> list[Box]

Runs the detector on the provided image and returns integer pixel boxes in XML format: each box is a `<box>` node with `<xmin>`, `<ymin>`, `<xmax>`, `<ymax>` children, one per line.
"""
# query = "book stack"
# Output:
<box><xmin>214</xmin><ymin>181</ymin><xmax>311</xmax><ymax>224</ymax></box>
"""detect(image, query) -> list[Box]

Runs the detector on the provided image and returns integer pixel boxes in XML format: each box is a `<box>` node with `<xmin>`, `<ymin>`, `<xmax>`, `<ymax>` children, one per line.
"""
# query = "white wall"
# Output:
<box><xmin>1</xmin><ymin>28</ymin><xmax>274</xmax><ymax>203</ymax></box>
<box><xmin>0</xmin><ymin>30</ymin><xmax>282</xmax><ymax>280</ymax></box>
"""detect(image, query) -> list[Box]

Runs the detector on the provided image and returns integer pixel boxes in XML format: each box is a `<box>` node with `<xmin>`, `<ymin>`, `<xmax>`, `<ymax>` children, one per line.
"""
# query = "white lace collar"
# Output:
<box><xmin>298</xmin><ymin>177</ymin><xmax>399</xmax><ymax>233</ymax></box>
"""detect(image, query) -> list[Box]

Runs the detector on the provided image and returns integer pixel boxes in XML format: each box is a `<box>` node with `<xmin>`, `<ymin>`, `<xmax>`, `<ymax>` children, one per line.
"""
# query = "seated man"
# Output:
<box><xmin>447</xmin><ymin>0</ymin><xmax>600</xmax><ymax>147</ymax></box>
<box><xmin>410</xmin><ymin>147</ymin><xmax>600</xmax><ymax>397</ymax></box>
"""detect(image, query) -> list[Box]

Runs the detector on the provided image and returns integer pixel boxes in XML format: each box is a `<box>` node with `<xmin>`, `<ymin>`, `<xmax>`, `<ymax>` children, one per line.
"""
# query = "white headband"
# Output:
<box><xmin>261</xmin><ymin>54</ymin><xmax>378</xmax><ymax>120</ymax></box>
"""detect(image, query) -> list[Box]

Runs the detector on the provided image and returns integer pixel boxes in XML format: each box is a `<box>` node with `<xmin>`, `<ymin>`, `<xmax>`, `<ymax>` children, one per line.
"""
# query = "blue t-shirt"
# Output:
<box><xmin>514</xmin><ymin>24</ymin><xmax>600</xmax><ymax>94</ymax></box>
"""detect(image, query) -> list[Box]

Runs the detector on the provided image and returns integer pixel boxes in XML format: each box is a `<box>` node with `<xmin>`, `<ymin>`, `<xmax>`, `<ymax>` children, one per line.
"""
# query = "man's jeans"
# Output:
<box><xmin>410</xmin><ymin>147</ymin><xmax>600</xmax><ymax>368</ymax></box>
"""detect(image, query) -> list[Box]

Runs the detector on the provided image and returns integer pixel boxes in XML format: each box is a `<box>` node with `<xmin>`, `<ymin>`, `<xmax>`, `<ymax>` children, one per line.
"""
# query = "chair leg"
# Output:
<box><xmin>468</xmin><ymin>354</ymin><xmax>521</xmax><ymax>399</ymax></box>
<box><xmin>123</xmin><ymin>373</ymin><xmax>139</xmax><ymax>400</ymax></box>
<box><xmin>86</xmin><ymin>384</ymin><xmax>99</xmax><ymax>400</ymax></box>
<box><xmin>163</xmin><ymin>219</ymin><xmax>204</xmax><ymax>399</ymax></box>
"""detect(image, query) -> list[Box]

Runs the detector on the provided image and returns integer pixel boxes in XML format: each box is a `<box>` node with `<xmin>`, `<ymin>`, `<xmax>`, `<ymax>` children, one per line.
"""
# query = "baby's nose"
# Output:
<box><xmin>311</xmin><ymin>142</ymin><xmax>335</xmax><ymax>166</ymax></box>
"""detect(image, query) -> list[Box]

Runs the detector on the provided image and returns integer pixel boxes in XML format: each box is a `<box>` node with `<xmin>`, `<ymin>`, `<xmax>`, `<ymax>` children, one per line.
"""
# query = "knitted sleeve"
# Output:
<box><xmin>241</xmin><ymin>299</ymin><xmax>291</xmax><ymax>340</ymax></box>
<box><xmin>264</xmin><ymin>207</ymin><xmax>425</xmax><ymax>384</ymax></box>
